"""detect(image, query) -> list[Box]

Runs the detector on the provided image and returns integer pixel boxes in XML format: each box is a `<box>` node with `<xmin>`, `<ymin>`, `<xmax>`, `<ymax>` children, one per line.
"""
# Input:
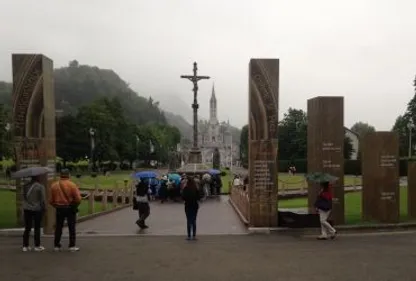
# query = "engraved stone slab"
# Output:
<box><xmin>307</xmin><ymin>96</ymin><xmax>345</xmax><ymax>224</ymax></box>
<box><xmin>248</xmin><ymin>59</ymin><xmax>279</xmax><ymax>227</ymax></box>
<box><xmin>407</xmin><ymin>162</ymin><xmax>416</xmax><ymax>219</ymax></box>
<box><xmin>12</xmin><ymin>54</ymin><xmax>56</xmax><ymax>233</ymax></box>
<box><xmin>361</xmin><ymin>132</ymin><xmax>399</xmax><ymax>223</ymax></box>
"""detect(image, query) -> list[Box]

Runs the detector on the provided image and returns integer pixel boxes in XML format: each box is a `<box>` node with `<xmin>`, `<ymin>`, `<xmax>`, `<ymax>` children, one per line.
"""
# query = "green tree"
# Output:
<box><xmin>392</xmin><ymin>114</ymin><xmax>411</xmax><ymax>157</ymax></box>
<box><xmin>278</xmin><ymin>108</ymin><xmax>307</xmax><ymax>160</ymax></box>
<box><xmin>239</xmin><ymin>125</ymin><xmax>248</xmax><ymax>166</ymax></box>
<box><xmin>351</xmin><ymin>122</ymin><xmax>376</xmax><ymax>137</ymax></box>
<box><xmin>344</xmin><ymin>137</ymin><xmax>354</xmax><ymax>160</ymax></box>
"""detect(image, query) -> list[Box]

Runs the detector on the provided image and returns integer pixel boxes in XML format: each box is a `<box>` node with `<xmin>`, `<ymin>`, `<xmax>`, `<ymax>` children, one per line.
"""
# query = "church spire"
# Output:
<box><xmin>209</xmin><ymin>82</ymin><xmax>217</xmax><ymax>123</ymax></box>
<box><xmin>210</xmin><ymin>83</ymin><xmax>216</xmax><ymax>102</ymax></box>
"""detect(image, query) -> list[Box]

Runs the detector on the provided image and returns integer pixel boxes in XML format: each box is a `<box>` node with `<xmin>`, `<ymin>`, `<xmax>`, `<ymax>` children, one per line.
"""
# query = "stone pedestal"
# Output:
<box><xmin>307</xmin><ymin>96</ymin><xmax>345</xmax><ymax>224</ymax></box>
<box><xmin>248</xmin><ymin>59</ymin><xmax>279</xmax><ymax>227</ymax></box>
<box><xmin>12</xmin><ymin>54</ymin><xmax>56</xmax><ymax>234</ymax></box>
<box><xmin>188</xmin><ymin>148</ymin><xmax>202</xmax><ymax>164</ymax></box>
<box><xmin>362</xmin><ymin>132</ymin><xmax>399</xmax><ymax>223</ymax></box>
<box><xmin>407</xmin><ymin>162</ymin><xmax>416</xmax><ymax>219</ymax></box>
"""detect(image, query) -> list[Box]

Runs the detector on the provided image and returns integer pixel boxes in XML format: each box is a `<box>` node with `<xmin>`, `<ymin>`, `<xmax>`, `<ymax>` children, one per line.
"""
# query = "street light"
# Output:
<box><xmin>408</xmin><ymin>119</ymin><xmax>414</xmax><ymax>158</ymax></box>
<box><xmin>89</xmin><ymin>128</ymin><xmax>96</xmax><ymax>171</ymax></box>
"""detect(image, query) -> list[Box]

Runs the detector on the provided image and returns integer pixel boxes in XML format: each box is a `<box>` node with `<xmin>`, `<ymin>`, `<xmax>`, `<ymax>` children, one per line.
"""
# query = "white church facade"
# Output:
<box><xmin>197</xmin><ymin>85</ymin><xmax>240</xmax><ymax>167</ymax></box>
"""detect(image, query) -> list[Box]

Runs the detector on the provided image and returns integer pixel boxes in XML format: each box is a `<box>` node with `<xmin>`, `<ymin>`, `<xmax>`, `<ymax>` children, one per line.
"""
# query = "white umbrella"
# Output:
<box><xmin>12</xmin><ymin>166</ymin><xmax>53</xmax><ymax>179</ymax></box>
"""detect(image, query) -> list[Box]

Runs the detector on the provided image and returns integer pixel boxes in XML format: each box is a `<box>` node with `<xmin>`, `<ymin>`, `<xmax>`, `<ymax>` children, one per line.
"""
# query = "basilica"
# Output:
<box><xmin>197</xmin><ymin>85</ymin><xmax>240</xmax><ymax>167</ymax></box>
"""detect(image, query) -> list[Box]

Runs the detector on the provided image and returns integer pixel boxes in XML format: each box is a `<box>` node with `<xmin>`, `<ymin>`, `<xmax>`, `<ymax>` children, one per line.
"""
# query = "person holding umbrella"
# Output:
<box><xmin>307</xmin><ymin>172</ymin><xmax>338</xmax><ymax>240</ymax></box>
<box><xmin>21</xmin><ymin>175</ymin><xmax>47</xmax><ymax>252</ymax></box>
<box><xmin>135</xmin><ymin>180</ymin><xmax>151</xmax><ymax>229</ymax></box>
<box><xmin>12</xmin><ymin>166</ymin><xmax>52</xmax><ymax>252</ymax></box>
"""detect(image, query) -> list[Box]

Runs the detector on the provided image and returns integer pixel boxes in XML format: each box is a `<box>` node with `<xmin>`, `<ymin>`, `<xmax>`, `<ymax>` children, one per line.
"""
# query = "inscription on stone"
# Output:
<box><xmin>253</xmin><ymin>160</ymin><xmax>274</xmax><ymax>189</ymax></box>
<box><xmin>380</xmin><ymin>155</ymin><xmax>396</xmax><ymax>167</ymax></box>
<box><xmin>322</xmin><ymin>142</ymin><xmax>341</xmax><ymax>152</ymax></box>
<box><xmin>380</xmin><ymin>191</ymin><xmax>395</xmax><ymax>201</ymax></box>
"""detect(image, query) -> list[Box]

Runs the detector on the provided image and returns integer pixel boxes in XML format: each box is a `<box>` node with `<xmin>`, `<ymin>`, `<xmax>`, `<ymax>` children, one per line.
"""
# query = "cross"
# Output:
<box><xmin>180</xmin><ymin>62</ymin><xmax>210</xmax><ymax>103</ymax></box>
<box><xmin>180</xmin><ymin>62</ymin><xmax>210</xmax><ymax>149</ymax></box>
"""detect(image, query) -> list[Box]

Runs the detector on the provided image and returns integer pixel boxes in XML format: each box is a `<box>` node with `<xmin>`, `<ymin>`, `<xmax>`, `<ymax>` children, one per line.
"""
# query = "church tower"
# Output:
<box><xmin>209</xmin><ymin>83</ymin><xmax>218</xmax><ymax>124</ymax></box>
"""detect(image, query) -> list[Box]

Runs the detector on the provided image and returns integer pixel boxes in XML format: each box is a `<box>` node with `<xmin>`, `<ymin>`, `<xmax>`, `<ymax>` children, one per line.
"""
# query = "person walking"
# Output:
<box><xmin>135</xmin><ymin>180</ymin><xmax>150</xmax><ymax>229</ymax></box>
<box><xmin>181</xmin><ymin>177</ymin><xmax>202</xmax><ymax>240</ymax></box>
<box><xmin>22</xmin><ymin>175</ymin><xmax>47</xmax><ymax>252</ymax></box>
<box><xmin>50</xmin><ymin>169</ymin><xmax>82</xmax><ymax>252</ymax></box>
<box><xmin>314</xmin><ymin>181</ymin><xmax>337</xmax><ymax>240</ymax></box>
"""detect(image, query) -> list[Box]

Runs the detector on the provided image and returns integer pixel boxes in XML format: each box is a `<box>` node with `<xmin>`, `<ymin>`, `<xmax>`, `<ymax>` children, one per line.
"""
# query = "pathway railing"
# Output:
<box><xmin>79</xmin><ymin>183</ymin><xmax>134</xmax><ymax>218</ymax></box>
<box><xmin>229</xmin><ymin>185</ymin><xmax>249</xmax><ymax>222</ymax></box>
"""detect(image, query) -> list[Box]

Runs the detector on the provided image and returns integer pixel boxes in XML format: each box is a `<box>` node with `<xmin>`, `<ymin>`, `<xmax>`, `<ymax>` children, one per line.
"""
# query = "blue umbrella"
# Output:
<box><xmin>135</xmin><ymin>171</ymin><xmax>158</xmax><ymax>179</ymax></box>
<box><xmin>168</xmin><ymin>173</ymin><xmax>181</xmax><ymax>185</ymax></box>
<box><xmin>208</xmin><ymin>169</ymin><xmax>221</xmax><ymax>175</ymax></box>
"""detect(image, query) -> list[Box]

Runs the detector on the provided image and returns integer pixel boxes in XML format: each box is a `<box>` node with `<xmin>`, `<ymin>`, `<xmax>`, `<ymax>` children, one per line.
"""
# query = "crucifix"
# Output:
<box><xmin>180</xmin><ymin>62</ymin><xmax>210</xmax><ymax>152</ymax></box>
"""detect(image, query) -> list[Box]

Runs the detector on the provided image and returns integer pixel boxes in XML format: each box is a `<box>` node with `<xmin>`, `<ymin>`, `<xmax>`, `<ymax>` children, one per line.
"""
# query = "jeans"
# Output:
<box><xmin>185</xmin><ymin>205</ymin><xmax>198</xmax><ymax>237</ymax></box>
<box><xmin>54</xmin><ymin>207</ymin><xmax>77</xmax><ymax>248</ymax></box>
<box><xmin>137</xmin><ymin>202</ymin><xmax>150</xmax><ymax>225</ymax></box>
<box><xmin>318</xmin><ymin>209</ymin><xmax>336</xmax><ymax>237</ymax></box>
<box><xmin>23</xmin><ymin>210</ymin><xmax>43</xmax><ymax>247</ymax></box>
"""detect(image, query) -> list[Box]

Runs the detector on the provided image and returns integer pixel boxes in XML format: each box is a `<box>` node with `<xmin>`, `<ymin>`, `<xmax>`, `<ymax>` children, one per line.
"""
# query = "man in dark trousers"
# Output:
<box><xmin>136</xmin><ymin>180</ymin><xmax>150</xmax><ymax>229</ymax></box>
<box><xmin>50</xmin><ymin>169</ymin><xmax>81</xmax><ymax>252</ymax></box>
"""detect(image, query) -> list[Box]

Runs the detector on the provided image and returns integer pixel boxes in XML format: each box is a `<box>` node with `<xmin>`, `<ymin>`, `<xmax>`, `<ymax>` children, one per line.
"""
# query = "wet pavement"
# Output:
<box><xmin>2</xmin><ymin>232</ymin><xmax>416</xmax><ymax>281</ymax></box>
<box><xmin>76</xmin><ymin>195</ymin><xmax>248</xmax><ymax>235</ymax></box>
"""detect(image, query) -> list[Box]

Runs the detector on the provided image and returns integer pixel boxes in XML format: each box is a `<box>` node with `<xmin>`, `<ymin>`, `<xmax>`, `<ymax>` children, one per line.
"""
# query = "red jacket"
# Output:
<box><xmin>320</xmin><ymin>184</ymin><xmax>333</xmax><ymax>201</ymax></box>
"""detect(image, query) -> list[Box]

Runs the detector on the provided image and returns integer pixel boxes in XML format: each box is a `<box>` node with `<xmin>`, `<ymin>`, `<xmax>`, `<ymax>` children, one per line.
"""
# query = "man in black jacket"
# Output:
<box><xmin>135</xmin><ymin>181</ymin><xmax>150</xmax><ymax>229</ymax></box>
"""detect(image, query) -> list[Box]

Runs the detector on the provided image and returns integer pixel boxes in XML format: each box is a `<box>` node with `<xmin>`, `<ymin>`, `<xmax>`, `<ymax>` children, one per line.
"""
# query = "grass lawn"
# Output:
<box><xmin>0</xmin><ymin>170</ymin><xmax>362</xmax><ymax>192</ymax></box>
<box><xmin>0</xmin><ymin>190</ymin><xmax>111</xmax><ymax>229</ymax></box>
<box><xmin>279</xmin><ymin>187</ymin><xmax>410</xmax><ymax>224</ymax></box>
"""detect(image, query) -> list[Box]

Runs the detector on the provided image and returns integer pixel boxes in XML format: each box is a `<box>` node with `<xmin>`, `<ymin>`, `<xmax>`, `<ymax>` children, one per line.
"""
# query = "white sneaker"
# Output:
<box><xmin>22</xmin><ymin>246</ymin><xmax>32</xmax><ymax>252</ymax></box>
<box><xmin>34</xmin><ymin>246</ymin><xmax>45</xmax><ymax>252</ymax></box>
<box><xmin>69</xmin><ymin>246</ymin><xmax>80</xmax><ymax>252</ymax></box>
<box><xmin>54</xmin><ymin>247</ymin><xmax>62</xmax><ymax>252</ymax></box>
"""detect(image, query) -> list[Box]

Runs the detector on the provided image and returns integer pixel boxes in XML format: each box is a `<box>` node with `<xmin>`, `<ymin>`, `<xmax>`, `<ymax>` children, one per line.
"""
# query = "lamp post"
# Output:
<box><xmin>3</xmin><ymin>123</ymin><xmax>10</xmax><ymax>161</ymax></box>
<box><xmin>408</xmin><ymin>119</ymin><xmax>415</xmax><ymax>158</ymax></box>
<box><xmin>89</xmin><ymin>128</ymin><xmax>96</xmax><ymax>171</ymax></box>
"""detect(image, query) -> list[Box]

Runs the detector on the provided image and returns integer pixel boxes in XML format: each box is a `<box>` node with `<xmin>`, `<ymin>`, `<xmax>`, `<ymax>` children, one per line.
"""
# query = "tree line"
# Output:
<box><xmin>56</xmin><ymin>96</ymin><xmax>181</xmax><ymax>168</ymax></box>
<box><xmin>239</xmin><ymin>108</ymin><xmax>360</xmax><ymax>167</ymax></box>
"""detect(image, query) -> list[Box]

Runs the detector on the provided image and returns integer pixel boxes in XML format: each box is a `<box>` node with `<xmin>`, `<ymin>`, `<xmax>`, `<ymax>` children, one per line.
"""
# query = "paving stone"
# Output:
<box><xmin>76</xmin><ymin>195</ymin><xmax>247</xmax><ymax>235</ymax></box>
<box><xmin>1</xmin><ymin>233</ymin><xmax>416</xmax><ymax>281</ymax></box>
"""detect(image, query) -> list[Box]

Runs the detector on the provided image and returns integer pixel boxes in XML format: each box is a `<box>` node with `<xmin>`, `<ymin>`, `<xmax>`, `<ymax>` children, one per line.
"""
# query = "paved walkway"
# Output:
<box><xmin>2</xmin><ymin>232</ymin><xmax>416</xmax><ymax>280</ymax></box>
<box><xmin>76</xmin><ymin>195</ymin><xmax>247</xmax><ymax>235</ymax></box>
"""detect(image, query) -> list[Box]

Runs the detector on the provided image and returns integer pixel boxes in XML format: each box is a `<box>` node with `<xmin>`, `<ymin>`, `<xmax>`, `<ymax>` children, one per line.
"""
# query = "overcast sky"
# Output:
<box><xmin>1</xmin><ymin>0</ymin><xmax>416</xmax><ymax>129</ymax></box>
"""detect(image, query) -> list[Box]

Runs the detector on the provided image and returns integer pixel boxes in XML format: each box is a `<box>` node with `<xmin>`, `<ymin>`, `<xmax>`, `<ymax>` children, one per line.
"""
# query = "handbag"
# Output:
<box><xmin>314</xmin><ymin>195</ymin><xmax>332</xmax><ymax>211</ymax></box>
<box><xmin>58</xmin><ymin>181</ymin><xmax>79</xmax><ymax>213</ymax></box>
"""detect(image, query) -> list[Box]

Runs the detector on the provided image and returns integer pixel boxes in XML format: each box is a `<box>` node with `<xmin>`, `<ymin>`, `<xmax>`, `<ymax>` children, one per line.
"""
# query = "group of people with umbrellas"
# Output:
<box><xmin>132</xmin><ymin>169</ymin><xmax>223</xmax><ymax>239</ymax></box>
<box><xmin>132</xmin><ymin>169</ymin><xmax>223</xmax><ymax>202</ymax></box>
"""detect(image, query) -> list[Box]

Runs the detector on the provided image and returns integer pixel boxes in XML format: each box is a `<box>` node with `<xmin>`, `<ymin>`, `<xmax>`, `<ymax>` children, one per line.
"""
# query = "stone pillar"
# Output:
<box><xmin>407</xmin><ymin>162</ymin><xmax>416</xmax><ymax>218</ymax></box>
<box><xmin>12</xmin><ymin>54</ymin><xmax>56</xmax><ymax>234</ymax></box>
<box><xmin>362</xmin><ymin>132</ymin><xmax>399</xmax><ymax>223</ymax></box>
<box><xmin>248</xmin><ymin>59</ymin><xmax>279</xmax><ymax>227</ymax></box>
<box><xmin>307</xmin><ymin>96</ymin><xmax>345</xmax><ymax>224</ymax></box>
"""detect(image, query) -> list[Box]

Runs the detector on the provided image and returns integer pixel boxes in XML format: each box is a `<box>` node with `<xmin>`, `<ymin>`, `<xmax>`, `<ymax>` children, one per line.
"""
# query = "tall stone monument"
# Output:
<box><xmin>12</xmin><ymin>54</ymin><xmax>56</xmax><ymax>234</ymax></box>
<box><xmin>407</xmin><ymin>161</ymin><xmax>416</xmax><ymax>219</ymax></box>
<box><xmin>248</xmin><ymin>59</ymin><xmax>279</xmax><ymax>227</ymax></box>
<box><xmin>361</xmin><ymin>132</ymin><xmax>399</xmax><ymax>223</ymax></box>
<box><xmin>307</xmin><ymin>96</ymin><xmax>344</xmax><ymax>224</ymax></box>
<box><xmin>180</xmin><ymin>62</ymin><xmax>210</xmax><ymax>163</ymax></box>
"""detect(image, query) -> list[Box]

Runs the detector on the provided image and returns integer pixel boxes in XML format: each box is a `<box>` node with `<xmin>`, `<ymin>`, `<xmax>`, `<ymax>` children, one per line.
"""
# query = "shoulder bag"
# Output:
<box><xmin>58</xmin><ymin>181</ymin><xmax>79</xmax><ymax>213</ymax></box>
